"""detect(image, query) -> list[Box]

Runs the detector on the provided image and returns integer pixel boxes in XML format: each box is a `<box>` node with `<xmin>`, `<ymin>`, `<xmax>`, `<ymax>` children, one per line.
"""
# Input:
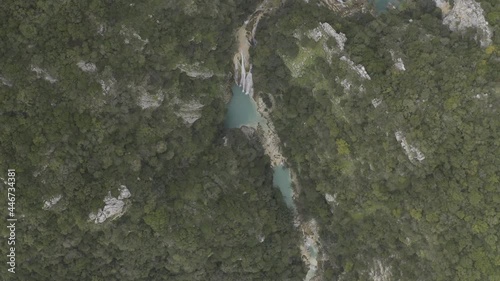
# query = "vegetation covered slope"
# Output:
<box><xmin>1</xmin><ymin>0</ymin><xmax>499</xmax><ymax>280</ymax></box>
<box><xmin>252</xmin><ymin>0</ymin><xmax>500</xmax><ymax>280</ymax></box>
<box><xmin>0</xmin><ymin>1</ymin><xmax>305</xmax><ymax>280</ymax></box>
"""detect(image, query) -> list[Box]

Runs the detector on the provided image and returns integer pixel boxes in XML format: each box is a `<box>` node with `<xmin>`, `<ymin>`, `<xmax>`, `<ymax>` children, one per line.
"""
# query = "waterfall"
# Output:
<box><xmin>229</xmin><ymin>2</ymin><xmax>325</xmax><ymax>279</ymax></box>
<box><xmin>244</xmin><ymin>65</ymin><xmax>253</xmax><ymax>96</ymax></box>
<box><xmin>240</xmin><ymin>53</ymin><xmax>246</xmax><ymax>90</ymax></box>
<box><xmin>236</xmin><ymin>52</ymin><xmax>253</xmax><ymax>95</ymax></box>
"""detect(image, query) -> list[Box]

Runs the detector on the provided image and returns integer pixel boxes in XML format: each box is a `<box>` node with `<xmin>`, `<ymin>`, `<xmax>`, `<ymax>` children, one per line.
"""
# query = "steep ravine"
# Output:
<box><xmin>230</xmin><ymin>2</ymin><xmax>323</xmax><ymax>280</ymax></box>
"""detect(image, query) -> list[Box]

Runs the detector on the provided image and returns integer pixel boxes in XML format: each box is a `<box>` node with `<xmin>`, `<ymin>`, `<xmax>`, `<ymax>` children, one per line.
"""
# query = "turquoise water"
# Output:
<box><xmin>224</xmin><ymin>84</ymin><xmax>262</xmax><ymax>128</ymax></box>
<box><xmin>372</xmin><ymin>0</ymin><xmax>400</xmax><ymax>12</ymax></box>
<box><xmin>273</xmin><ymin>165</ymin><xmax>294</xmax><ymax>208</ymax></box>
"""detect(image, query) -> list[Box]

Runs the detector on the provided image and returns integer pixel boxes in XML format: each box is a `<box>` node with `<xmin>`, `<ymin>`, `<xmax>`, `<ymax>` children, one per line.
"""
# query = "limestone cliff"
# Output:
<box><xmin>435</xmin><ymin>0</ymin><xmax>492</xmax><ymax>47</ymax></box>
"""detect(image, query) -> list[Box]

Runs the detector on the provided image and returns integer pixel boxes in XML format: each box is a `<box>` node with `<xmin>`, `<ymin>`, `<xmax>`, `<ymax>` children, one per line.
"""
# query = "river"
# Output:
<box><xmin>227</xmin><ymin>1</ymin><xmax>320</xmax><ymax>279</ymax></box>
<box><xmin>224</xmin><ymin>84</ymin><xmax>319</xmax><ymax>281</ymax></box>
<box><xmin>225</xmin><ymin>85</ymin><xmax>293</xmax><ymax>207</ymax></box>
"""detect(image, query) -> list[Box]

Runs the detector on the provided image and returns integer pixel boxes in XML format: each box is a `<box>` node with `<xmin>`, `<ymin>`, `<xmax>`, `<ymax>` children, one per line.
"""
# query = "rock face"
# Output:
<box><xmin>340</xmin><ymin>56</ymin><xmax>371</xmax><ymax>80</ymax></box>
<box><xmin>369</xmin><ymin>259</ymin><xmax>393</xmax><ymax>281</ymax></box>
<box><xmin>395</xmin><ymin>131</ymin><xmax>425</xmax><ymax>163</ymax></box>
<box><xmin>43</xmin><ymin>195</ymin><xmax>62</xmax><ymax>210</ymax></box>
<box><xmin>89</xmin><ymin>185</ymin><xmax>131</xmax><ymax>224</ymax></box>
<box><xmin>117</xmin><ymin>185</ymin><xmax>131</xmax><ymax>199</ymax></box>
<box><xmin>119</xmin><ymin>25</ymin><xmax>149</xmax><ymax>50</ymax></box>
<box><xmin>394</xmin><ymin>58</ymin><xmax>406</xmax><ymax>71</ymax></box>
<box><xmin>436</xmin><ymin>0</ymin><xmax>492</xmax><ymax>47</ymax></box>
<box><xmin>307</xmin><ymin>22</ymin><xmax>346</xmax><ymax>51</ymax></box>
<box><xmin>177</xmin><ymin>63</ymin><xmax>214</xmax><ymax>79</ymax></box>
<box><xmin>390</xmin><ymin>50</ymin><xmax>406</xmax><ymax>71</ymax></box>
<box><xmin>324</xmin><ymin>193</ymin><xmax>339</xmax><ymax>214</ymax></box>
<box><xmin>99</xmin><ymin>77</ymin><xmax>116</xmax><ymax>95</ymax></box>
<box><xmin>0</xmin><ymin>75</ymin><xmax>12</xmax><ymax>87</ymax></box>
<box><xmin>130</xmin><ymin>76</ymin><xmax>165</xmax><ymax>109</ymax></box>
<box><xmin>434</xmin><ymin>0</ymin><xmax>451</xmax><ymax>14</ymax></box>
<box><xmin>371</xmin><ymin>98</ymin><xmax>382</xmax><ymax>108</ymax></box>
<box><xmin>324</xmin><ymin>193</ymin><xmax>337</xmax><ymax>205</ymax></box>
<box><xmin>320</xmin><ymin>0</ymin><xmax>366</xmax><ymax>16</ymax></box>
<box><xmin>286</xmin><ymin>22</ymin><xmax>370</xmax><ymax>84</ymax></box>
<box><xmin>31</xmin><ymin>65</ymin><xmax>57</xmax><ymax>83</ymax></box>
<box><xmin>77</xmin><ymin>61</ymin><xmax>97</xmax><ymax>73</ymax></box>
<box><xmin>306</xmin><ymin>22</ymin><xmax>347</xmax><ymax>64</ymax></box>
<box><xmin>172</xmin><ymin>98</ymin><xmax>204</xmax><ymax>125</ymax></box>
<box><xmin>138</xmin><ymin>92</ymin><xmax>164</xmax><ymax>109</ymax></box>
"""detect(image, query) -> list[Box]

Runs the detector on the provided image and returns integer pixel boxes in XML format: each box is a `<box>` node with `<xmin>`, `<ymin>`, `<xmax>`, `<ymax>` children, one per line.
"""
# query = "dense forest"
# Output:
<box><xmin>0</xmin><ymin>1</ymin><xmax>304</xmax><ymax>280</ymax></box>
<box><xmin>1</xmin><ymin>0</ymin><xmax>499</xmax><ymax>280</ymax></box>
<box><xmin>253</xmin><ymin>0</ymin><xmax>500</xmax><ymax>280</ymax></box>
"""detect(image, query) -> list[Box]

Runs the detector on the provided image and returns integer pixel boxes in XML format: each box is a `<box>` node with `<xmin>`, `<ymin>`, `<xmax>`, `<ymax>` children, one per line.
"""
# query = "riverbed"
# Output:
<box><xmin>228</xmin><ymin>2</ymin><xmax>321</xmax><ymax>277</ymax></box>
